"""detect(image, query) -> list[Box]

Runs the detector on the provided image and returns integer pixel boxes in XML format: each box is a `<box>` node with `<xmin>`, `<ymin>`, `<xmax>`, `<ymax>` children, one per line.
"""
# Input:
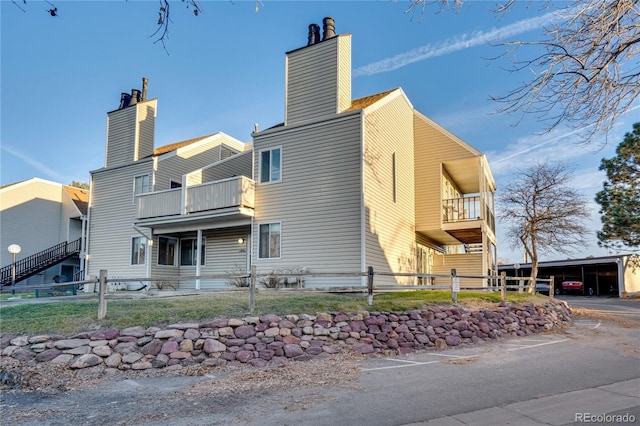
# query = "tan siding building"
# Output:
<box><xmin>1</xmin><ymin>178</ymin><xmax>88</xmax><ymax>286</ymax></box>
<box><xmin>86</xmin><ymin>18</ymin><xmax>497</xmax><ymax>291</ymax></box>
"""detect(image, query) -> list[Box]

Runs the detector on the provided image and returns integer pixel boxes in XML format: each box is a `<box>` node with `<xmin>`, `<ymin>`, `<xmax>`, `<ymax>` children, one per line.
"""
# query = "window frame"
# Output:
<box><xmin>258</xmin><ymin>222</ymin><xmax>281</xmax><ymax>259</ymax></box>
<box><xmin>180</xmin><ymin>237</ymin><xmax>206</xmax><ymax>266</ymax></box>
<box><xmin>133</xmin><ymin>174</ymin><xmax>150</xmax><ymax>204</ymax></box>
<box><xmin>259</xmin><ymin>146</ymin><xmax>282</xmax><ymax>184</ymax></box>
<box><xmin>131</xmin><ymin>236</ymin><xmax>147</xmax><ymax>265</ymax></box>
<box><xmin>157</xmin><ymin>236</ymin><xmax>178</xmax><ymax>266</ymax></box>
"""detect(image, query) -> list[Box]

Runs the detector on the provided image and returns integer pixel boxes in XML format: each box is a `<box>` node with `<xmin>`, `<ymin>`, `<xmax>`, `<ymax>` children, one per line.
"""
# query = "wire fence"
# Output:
<box><xmin>2</xmin><ymin>267</ymin><xmax>554</xmax><ymax>320</ymax></box>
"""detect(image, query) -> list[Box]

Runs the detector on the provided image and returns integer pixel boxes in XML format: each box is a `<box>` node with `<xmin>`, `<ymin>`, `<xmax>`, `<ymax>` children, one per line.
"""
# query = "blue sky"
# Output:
<box><xmin>2</xmin><ymin>1</ymin><xmax>637</xmax><ymax>263</ymax></box>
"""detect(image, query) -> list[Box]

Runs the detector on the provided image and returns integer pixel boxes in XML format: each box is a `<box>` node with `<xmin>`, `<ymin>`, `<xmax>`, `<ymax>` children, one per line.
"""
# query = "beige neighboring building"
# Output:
<box><xmin>86</xmin><ymin>18</ymin><xmax>497</xmax><ymax>289</ymax></box>
<box><xmin>0</xmin><ymin>178</ymin><xmax>88</xmax><ymax>287</ymax></box>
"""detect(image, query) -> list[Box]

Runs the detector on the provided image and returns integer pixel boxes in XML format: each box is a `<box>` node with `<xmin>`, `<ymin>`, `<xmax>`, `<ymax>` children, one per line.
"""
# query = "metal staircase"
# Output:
<box><xmin>0</xmin><ymin>239</ymin><xmax>82</xmax><ymax>286</ymax></box>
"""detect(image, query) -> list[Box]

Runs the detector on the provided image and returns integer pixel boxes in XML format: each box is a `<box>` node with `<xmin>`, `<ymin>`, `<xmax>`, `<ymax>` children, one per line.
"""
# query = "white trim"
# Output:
<box><xmin>157</xmin><ymin>236</ymin><xmax>179</xmax><ymax>266</ymax></box>
<box><xmin>413</xmin><ymin>109</ymin><xmax>482</xmax><ymax>157</ymax></box>
<box><xmin>130</xmin><ymin>235</ymin><xmax>147</xmax><ymax>266</ymax></box>
<box><xmin>195</xmin><ymin>230</ymin><xmax>202</xmax><ymax>290</ymax></box>
<box><xmin>180</xmin><ymin>236</ymin><xmax>206</xmax><ymax>267</ymax></box>
<box><xmin>257</xmin><ymin>146</ymin><xmax>283</xmax><ymax>185</ymax></box>
<box><xmin>360</xmin><ymin>113</ymin><xmax>366</xmax><ymax>285</ymax></box>
<box><xmin>132</xmin><ymin>173</ymin><xmax>150</xmax><ymax>204</ymax></box>
<box><xmin>257</xmin><ymin>221</ymin><xmax>282</xmax><ymax>260</ymax></box>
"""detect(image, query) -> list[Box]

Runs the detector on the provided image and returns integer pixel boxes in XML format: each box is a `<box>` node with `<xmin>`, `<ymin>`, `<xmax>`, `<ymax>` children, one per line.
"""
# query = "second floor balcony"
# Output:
<box><xmin>136</xmin><ymin>176</ymin><xmax>254</xmax><ymax>220</ymax></box>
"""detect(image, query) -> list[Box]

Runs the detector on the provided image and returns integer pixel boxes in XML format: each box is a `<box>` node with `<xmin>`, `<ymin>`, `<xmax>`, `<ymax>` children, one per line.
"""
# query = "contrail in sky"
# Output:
<box><xmin>353</xmin><ymin>10</ymin><xmax>562</xmax><ymax>77</ymax></box>
<box><xmin>1</xmin><ymin>144</ymin><xmax>68</xmax><ymax>183</ymax></box>
<box><xmin>492</xmin><ymin>105</ymin><xmax>640</xmax><ymax>165</ymax></box>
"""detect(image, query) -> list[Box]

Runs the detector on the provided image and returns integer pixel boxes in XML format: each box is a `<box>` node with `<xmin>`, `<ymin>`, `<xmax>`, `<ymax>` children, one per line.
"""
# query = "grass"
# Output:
<box><xmin>0</xmin><ymin>290</ymin><xmax>546</xmax><ymax>337</ymax></box>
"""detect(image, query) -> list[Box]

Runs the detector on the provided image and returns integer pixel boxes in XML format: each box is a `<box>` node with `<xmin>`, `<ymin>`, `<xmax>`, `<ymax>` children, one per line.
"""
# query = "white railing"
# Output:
<box><xmin>186</xmin><ymin>176</ymin><xmax>254</xmax><ymax>213</ymax></box>
<box><xmin>137</xmin><ymin>176</ymin><xmax>254</xmax><ymax>219</ymax></box>
<box><xmin>137</xmin><ymin>188</ymin><xmax>182</xmax><ymax>218</ymax></box>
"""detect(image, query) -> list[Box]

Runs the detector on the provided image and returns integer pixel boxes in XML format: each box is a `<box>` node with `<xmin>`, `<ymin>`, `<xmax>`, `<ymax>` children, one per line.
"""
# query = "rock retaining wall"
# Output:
<box><xmin>1</xmin><ymin>301</ymin><xmax>571</xmax><ymax>371</ymax></box>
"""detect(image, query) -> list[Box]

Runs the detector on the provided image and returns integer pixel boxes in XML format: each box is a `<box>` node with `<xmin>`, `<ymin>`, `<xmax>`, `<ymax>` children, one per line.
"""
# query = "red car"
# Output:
<box><xmin>562</xmin><ymin>281</ymin><xmax>583</xmax><ymax>293</ymax></box>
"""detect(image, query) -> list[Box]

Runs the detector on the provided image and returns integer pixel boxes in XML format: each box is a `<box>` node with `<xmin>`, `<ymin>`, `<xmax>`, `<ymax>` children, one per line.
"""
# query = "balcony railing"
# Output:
<box><xmin>137</xmin><ymin>188</ymin><xmax>182</xmax><ymax>218</ymax></box>
<box><xmin>442</xmin><ymin>196</ymin><xmax>481</xmax><ymax>223</ymax></box>
<box><xmin>137</xmin><ymin>176</ymin><xmax>254</xmax><ymax>219</ymax></box>
<box><xmin>186</xmin><ymin>176</ymin><xmax>254</xmax><ymax>213</ymax></box>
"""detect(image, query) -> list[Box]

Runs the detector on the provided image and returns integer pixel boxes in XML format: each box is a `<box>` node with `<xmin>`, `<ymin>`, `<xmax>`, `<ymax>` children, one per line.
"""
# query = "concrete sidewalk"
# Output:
<box><xmin>415</xmin><ymin>378</ymin><xmax>639</xmax><ymax>426</ymax></box>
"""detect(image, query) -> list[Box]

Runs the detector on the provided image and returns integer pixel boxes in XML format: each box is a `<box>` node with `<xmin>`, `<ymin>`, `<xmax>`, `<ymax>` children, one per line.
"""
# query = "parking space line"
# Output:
<box><xmin>386</xmin><ymin>358</ymin><xmax>423</xmax><ymax>365</ymax></box>
<box><xmin>575</xmin><ymin>319</ymin><xmax>602</xmax><ymax>329</ymax></box>
<box><xmin>362</xmin><ymin>359</ymin><xmax>449</xmax><ymax>372</ymax></box>
<box><xmin>506</xmin><ymin>338</ymin><xmax>569</xmax><ymax>351</ymax></box>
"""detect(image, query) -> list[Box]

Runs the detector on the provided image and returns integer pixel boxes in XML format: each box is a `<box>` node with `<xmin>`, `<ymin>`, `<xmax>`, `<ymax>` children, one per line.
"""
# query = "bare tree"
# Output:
<box><xmin>499</xmin><ymin>162</ymin><xmax>590</xmax><ymax>292</ymax></box>
<box><xmin>409</xmin><ymin>0</ymin><xmax>640</xmax><ymax>144</ymax></box>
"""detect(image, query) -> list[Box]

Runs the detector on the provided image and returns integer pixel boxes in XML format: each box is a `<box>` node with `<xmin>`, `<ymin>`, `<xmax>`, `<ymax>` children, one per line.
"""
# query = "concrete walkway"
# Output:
<box><xmin>415</xmin><ymin>378</ymin><xmax>639</xmax><ymax>426</ymax></box>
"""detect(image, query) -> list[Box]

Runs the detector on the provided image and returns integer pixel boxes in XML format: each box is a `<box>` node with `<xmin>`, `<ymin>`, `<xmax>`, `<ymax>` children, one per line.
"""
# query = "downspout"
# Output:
<box><xmin>360</xmin><ymin>111</ymin><xmax>366</xmax><ymax>287</ymax></box>
<box><xmin>85</xmin><ymin>175</ymin><xmax>94</xmax><ymax>290</ymax></box>
<box><xmin>195</xmin><ymin>229</ymin><xmax>202</xmax><ymax>290</ymax></box>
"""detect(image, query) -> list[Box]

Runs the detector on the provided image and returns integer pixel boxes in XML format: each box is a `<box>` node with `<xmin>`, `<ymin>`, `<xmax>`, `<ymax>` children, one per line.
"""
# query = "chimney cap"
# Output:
<box><xmin>322</xmin><ymin>17</ymin><xmax>336</xmax><ymax>40</ymax></box>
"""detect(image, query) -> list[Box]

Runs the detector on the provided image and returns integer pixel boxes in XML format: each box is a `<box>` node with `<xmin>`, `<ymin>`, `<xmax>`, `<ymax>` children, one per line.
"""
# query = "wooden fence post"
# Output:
<box><xmin>249</xmin><ymin>265</ymin><xmax>256</xmax><ymax>314</ymax></box>
<box><xmin>549</xmin><ymin>275</ymin><xmax>555</xmax><ymax>299</ymax></box>
<box><xmin>367</xmin><ymin>266</ymin><xmax>374</xmax><ymax>306</ymax></box>
<box><xmin>500</xmin><ymin>272</ymin><xmax>507</xmax><ymax>302</ymax></box>
<box><xmin>97</xmin><ymin>269</ymin><xmax>107</xmax><ymax>320</ymax></box>
<box><xmin>451</xmin><ymin>268</ymin><xmax>459</xmax><ymax>304</ymax></box>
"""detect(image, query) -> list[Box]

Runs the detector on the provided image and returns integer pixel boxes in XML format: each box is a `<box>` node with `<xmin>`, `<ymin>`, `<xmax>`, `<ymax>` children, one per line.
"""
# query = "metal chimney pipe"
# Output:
<box><xmin>119</xmin><ymin>93</ymin><xmax>131</xmax><ymax>109</ymax></box>
<box><xmin>130</xmin><ymin>89</ymin><xmax>140</xmax><ymax>106</ymax></box>
<box><xmin>322</xmin><ymin>17</ymin><xmax>335</xmax><ymax>40</ymax></box>
<box><xmin>141</xmin><ymin>77</ymin><xmax>148</xmax><ymax>101</ymax></box>
<box><xmin>307</xmin><ymin>23</ymin><xmax>321</xmax><ymax>45</ymax></box>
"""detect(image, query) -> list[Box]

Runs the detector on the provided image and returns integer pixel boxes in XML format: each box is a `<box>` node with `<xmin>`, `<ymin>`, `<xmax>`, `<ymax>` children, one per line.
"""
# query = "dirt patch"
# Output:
<box><xmin>439</xmin><ymin>356</ymin><xmax>479</xmax><ymax>366</ymax></box>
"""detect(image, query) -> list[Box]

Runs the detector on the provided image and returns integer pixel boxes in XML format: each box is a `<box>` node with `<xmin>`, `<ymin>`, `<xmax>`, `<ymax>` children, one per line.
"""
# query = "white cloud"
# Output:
<box><xmin>353</xmin><ymin>11</ymin><xmax>561</xmax><ymax>77</ymax></box>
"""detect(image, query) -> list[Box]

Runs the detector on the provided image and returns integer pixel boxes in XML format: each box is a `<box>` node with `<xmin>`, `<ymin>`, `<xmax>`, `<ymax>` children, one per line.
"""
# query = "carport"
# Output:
<box><xmin>499</xmin><ymin>255</ymin><xmax>638</xmax><ymax>297</ymax></box>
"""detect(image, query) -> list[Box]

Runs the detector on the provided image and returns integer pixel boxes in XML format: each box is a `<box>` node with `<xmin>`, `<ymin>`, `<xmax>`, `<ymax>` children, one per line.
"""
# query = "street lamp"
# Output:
<box><xmin>8</xmin><ymin>244</ymin><xmax>21</xmax><ymax>295</ymax></box>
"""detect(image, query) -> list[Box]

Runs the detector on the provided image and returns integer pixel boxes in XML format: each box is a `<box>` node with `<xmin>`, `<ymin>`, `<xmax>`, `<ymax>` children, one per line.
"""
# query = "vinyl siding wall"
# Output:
<box><xmin>154</xmin><ymin>142</ymin><xmax>223</xmax><ymax>191</ymax></box>
<box><xmin>252</xmin><ymin>114</ymin><xmax>362</xmax><ymax>287</ymax></box>
<box><xmin>285</xmin><ymin>35</ymin><xmax>351</xmax><ymax>125</ymax></box>
<box><xmin>414</xmin><ymin>113</ymin><xmax>479</xmax><ymax>233</ymax></box>
<box><xmin>201</xmin><ymin>150</ymin><xmax>253</xmax><ymax>182</ymax></box>
<box><xmin>159</xmin><ymin>226</ymin><xmax>250</xmax><ymax>290</ymax></box>
<box><xmin>363</xmin><ymin>93</ymin><xmax>416</xmax><ymax>286</ymax></box>
<box><xmin>432</xmin><ymin>253</ymin><xmax>483</xmax><ymax>287</ymax></box>
<box><xmin>0</xmin><ymin>180</ymin><xmax>83</xmax><ymax>285</ymax></box>
<box><xmin>1</xmin><ymin>181</ymin><xmax>66</xmax><ymax>265</ymax></box>
<box><xmin>136</xmin><ymin>103</ymin><xmax>156</xmax><ymax>161</ymax></box>
<box><xmin>87</xmin><ymin>161</ymin><xmax>154</xmax><ymax>279</ymax></box>
<box><xmin>105</xmin><ymin>100</ymin><xmax>157</xmax><ymax>168</ymax></box>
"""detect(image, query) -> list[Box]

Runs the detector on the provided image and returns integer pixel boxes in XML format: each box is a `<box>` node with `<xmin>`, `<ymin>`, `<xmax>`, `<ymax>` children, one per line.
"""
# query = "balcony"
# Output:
<box><xmin>442</xmin><ymin>196</ymin><xmax>481</xmax><ymax>223</ymax></box>
<box><xmin>137</xmin><ymin>176</ymin><xmax>254</xmax><ymax>220</ymax></box>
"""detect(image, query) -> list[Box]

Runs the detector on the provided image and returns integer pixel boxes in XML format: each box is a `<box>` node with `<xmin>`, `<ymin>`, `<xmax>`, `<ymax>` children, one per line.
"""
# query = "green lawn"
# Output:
<box><xmin>0</xmin><ymin>290</ymin><xmax>544</xmax><ymax>336</ymax></box>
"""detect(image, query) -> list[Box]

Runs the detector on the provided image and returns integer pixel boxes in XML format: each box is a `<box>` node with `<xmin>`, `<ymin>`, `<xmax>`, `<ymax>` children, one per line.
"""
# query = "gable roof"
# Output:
<box><xmin>262</xmin><ymin>89</ymin><xmax>399</xmax><ymax>132</ymax></box>
<box><xmin>63</xmin><ymin>185</ymin><xmax>89</xmax><ymax>216</ymax></box>
<box><xmin>153</xmin><ymin>134</ymin><xmax>216</xmax><ymax>156</ymax></box>
<box><xmin>346</xmin><ymin>89</ymin><xmax>397</xmax><ymax>111</ymax></box>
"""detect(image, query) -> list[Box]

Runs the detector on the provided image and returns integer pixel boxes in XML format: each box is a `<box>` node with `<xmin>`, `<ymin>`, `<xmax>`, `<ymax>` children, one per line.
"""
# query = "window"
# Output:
<box><xmin>392</xmin><ymin>152</ymin><xmax>397</xmax><ymax>203</ymax></box>
<box><xmin>131</xmin><ymin>236</ymin><xmax>146</xmax><ymax>265</ymax></box>
<box><xmin>158</xmin><ymin>237</ymin><xmax>178</xmax><ymax>266</ymax></box>
<box><xmin>260</xmin><ymin>147</ymin><xmax>281</xmax><ymax>183</ymax></box>
<box><xmin>133</xmin><ymin>174</ymin><xmax>150</xmax><ymax>203</ymax></box>
<box><xmin>180</xmin><ymin>238</ymin><xmax>205</xmax><ymax>266</ymax></box>
<box><xmin>259</xmin><ymin>223</ymin><xmax>281</xmax><ymax>258</ymax></box>
<box><xmin>170</xmin><ymin>180</ymin><xmax>182</xmax><ymax>189</ymax></box>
